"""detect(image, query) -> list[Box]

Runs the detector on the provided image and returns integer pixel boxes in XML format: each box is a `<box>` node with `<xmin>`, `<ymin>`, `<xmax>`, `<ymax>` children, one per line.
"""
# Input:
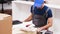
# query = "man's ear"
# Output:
<box><xmin>44</xmin><ymin>1</ymin><xmax>46</xmax><ymax>3</ymax></box>
<box><xmin>44</xmin><ymin>1</ymin><xmax>48</xmax><ymax>4</ymax></box>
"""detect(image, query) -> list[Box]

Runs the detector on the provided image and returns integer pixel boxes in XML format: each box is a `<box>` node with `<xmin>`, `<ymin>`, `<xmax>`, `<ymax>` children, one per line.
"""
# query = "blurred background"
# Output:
<box><xmin>0</xmin><ymin>0</ymin><xmax>60</xmax><ymax>34</ymax></box>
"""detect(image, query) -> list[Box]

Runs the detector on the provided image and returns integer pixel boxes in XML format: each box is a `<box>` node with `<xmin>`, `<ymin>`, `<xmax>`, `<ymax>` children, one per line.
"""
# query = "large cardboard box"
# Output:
<box><xmin>0</xmin><ymin>13</ymin><xmax>12</xmax><ymax>34</ymax></box>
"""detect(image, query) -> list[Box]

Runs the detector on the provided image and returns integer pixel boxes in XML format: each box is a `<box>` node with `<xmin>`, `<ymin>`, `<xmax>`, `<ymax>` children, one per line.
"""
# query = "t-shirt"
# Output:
<box><xmin>31</xmin><ymin>5</ymin><xmax>53</xmax><ymax>19</ymax></box>
<box><xmin>30</xmin><ymin>5</ymin><xmax>53</xmax><ymax>26</ymax></box>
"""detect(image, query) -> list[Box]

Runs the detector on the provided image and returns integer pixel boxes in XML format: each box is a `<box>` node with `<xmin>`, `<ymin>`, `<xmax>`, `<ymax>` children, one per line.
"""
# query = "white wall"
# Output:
<box><xmin>46</xmin><ymin>0</ymin><xmax>60</xmax><ymax>5</ymax></box>
<box><xmin>12</xmin><ymin>1</ymin><xmax>33</xmax><ymax>21</ymax></box>
<box><xmin>14</xmin><ymin>0</ymin><xmax>60</xmax><ymax>5</ymax></box>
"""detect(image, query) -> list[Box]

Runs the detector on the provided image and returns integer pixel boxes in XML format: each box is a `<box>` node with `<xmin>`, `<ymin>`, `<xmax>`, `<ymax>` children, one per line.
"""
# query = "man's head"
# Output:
<box><xmin>34</xmin><ymin>0</ymin><xmax>44</xmax><ymax>9</ymax></box>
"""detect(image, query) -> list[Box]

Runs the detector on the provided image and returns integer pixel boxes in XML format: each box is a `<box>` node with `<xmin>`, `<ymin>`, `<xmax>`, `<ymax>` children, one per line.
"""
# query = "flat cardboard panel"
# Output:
<box><xmin>0</xmin><ymin>14</ymin><xmax>12</xmax><ymax>34</ymax></box>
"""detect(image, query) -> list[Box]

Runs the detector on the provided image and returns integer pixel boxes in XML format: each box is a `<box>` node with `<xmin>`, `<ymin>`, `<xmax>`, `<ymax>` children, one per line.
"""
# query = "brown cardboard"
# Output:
<box><xmin>0</xmin><ymin>14</ymin><xmax>12</xmax><ymax>34</ymax></box>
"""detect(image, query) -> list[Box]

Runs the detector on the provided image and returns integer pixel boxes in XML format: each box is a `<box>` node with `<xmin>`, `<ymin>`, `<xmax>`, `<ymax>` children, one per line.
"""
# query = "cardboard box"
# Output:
<box><xmin>0</xmin><ymin>13</ymin><xmax>12</xmax><ymax>34</ymax></box>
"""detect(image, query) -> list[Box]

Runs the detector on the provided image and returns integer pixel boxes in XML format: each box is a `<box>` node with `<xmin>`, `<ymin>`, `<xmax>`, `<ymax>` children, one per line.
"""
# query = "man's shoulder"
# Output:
<box><xmin>44</xmin><ymin>5</ymin><xmax>52</xmax><ymax>11</ymax></box>
<box><xmin>44</xmin><ymin>5</ymin><xmax>48</xmax><ymax>8</ymax></box>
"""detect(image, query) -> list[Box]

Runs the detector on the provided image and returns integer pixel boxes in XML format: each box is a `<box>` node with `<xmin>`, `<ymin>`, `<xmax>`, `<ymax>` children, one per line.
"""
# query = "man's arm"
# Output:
<box><xmin>37</xmin><ymin>17</ymin><xmax>53</xmax><ymax>32</ymax></box>
<box><xmin>41</xmin><ymin>17</ymin><xmax>53</xmax><ymax>29</ymax></box>
<box><xmin>23</xmin><ymin>13</ymin><xmax>33</xmax><ymax>22</ymax></box>
<box><xmin>41</xmin><ymin>8</ymin><xmax>53</xmax><ymax>30</ymax></box>
<box><xmin>23</xmin><ymin>5</ymin><xmax>33</xmax><ymax>22</ymax></box>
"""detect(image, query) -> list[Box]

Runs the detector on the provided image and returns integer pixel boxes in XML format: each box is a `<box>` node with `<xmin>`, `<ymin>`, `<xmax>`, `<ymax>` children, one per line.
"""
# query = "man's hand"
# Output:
<box><xmin>37</xmin><ymin>27</ymin><xmax>44</xmax><ymax>32</ymax></box>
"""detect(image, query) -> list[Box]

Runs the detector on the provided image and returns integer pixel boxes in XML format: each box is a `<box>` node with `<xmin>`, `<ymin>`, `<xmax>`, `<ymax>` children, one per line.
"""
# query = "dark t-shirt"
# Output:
<box><xmin>31</xmin><ymin>5</ymin><xmax>53</xmax><ymax>19</ymax></box>
<box><xmin>30</xmin><ymin>5</ymin><xmax>53</xmax><ymax>27</ymax></box>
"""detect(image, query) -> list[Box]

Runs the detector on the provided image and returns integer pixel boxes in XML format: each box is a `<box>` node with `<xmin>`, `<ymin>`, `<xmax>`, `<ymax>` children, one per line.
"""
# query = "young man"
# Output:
<box><xmin>23</xmin><ymin>0</ymin><xmax>53</xmax><ymax>32</ymax></box>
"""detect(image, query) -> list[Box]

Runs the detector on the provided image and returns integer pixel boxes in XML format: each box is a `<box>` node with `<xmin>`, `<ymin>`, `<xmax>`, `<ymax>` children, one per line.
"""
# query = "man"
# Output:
<box><xmin>23</xmin><ymin>0</ymin><xmax>53</xmax><ymax>32</ymax></box>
